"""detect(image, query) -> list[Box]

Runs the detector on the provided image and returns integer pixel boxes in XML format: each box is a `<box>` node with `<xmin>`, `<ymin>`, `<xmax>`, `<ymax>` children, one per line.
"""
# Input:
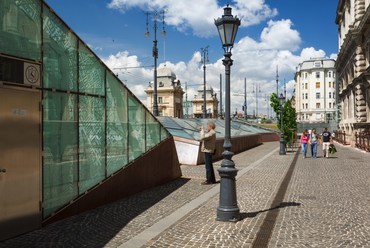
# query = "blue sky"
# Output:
<box><xmin>45</xmin><ymin>0</ymin><xmax>339</xmax><ymax>115</ymax></box>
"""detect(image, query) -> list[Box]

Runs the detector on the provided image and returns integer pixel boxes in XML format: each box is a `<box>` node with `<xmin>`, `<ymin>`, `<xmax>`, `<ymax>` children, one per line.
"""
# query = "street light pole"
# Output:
<box><xmin>244</xmin><ymin>77</ymin><xmax>247</xmax><ymax>121</ymax></box>
<box><xmin>215</xmin><ymin>5</ymin><xmax>241</xmax><ymax>222</ymax></box>
<box><xmin>276</xmin><ymin>65</ymin><xmax>279</xmax><ymax>97</ymax></box>
<box><xmin>220</xmin><ymin>74</ymin><xmax>223</xmax><ymax>118</ymax></box>
<box><xmin>279</xmin><ymin>93</ymin><xmax>286</xmax><ymax>155</ymax></box>
<box><xmin>201</xmin><ymin>46</ymin><xmax>209</xmax><ymax>119</ymax></box>
<box><xmin>145</xmin><ymin>11</ymin><xmax>166</xmax><ymax>116</ymax></box>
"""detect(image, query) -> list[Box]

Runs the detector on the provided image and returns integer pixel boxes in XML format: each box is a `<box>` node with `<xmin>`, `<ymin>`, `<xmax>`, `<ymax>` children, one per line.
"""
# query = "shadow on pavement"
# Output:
<box><xmin>1</xmin><ymin>178</ymin><xmax>190</xmax><ymax>248</ymax></box>
<box><xmin>240</xmin><ymin>201</ymin><xmax>301</xmax><ymax>219</ymax></box>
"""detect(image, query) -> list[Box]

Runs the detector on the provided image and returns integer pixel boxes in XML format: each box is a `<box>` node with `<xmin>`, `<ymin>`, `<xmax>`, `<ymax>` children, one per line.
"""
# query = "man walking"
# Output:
<box><xmin>200</xmin><ymin>122</ymin><xmax>216</xmax><ymax>185</ymax></box>
<box><xmin>321</xmin><ymin>127</ymin><xmax>332</xmax><ymax>158</ymax></box>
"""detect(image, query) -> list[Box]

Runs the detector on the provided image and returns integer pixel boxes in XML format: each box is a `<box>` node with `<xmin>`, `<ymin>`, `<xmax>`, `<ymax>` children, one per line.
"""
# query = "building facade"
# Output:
<box><xmin>192</xmin><ymin>85</ymin><xmax>219</xmax><ymax>118</ymax></box>
<box><xmin>295</xmin><ymin>58</ymin><xmax>337</xmax><ymax>123</ymax></box>
<box><xmin>335</xmin><ymin>0</ymin><xmax>370</xmax><ymax>144</ymax></box>
<box><xmin>145</xmin><ymin>67</ymin><xmax>184</xmax><ymax>118</ymax></box>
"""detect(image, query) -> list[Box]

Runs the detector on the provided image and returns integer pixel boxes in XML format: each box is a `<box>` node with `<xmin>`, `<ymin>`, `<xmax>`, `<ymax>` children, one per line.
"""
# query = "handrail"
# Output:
<box><xmin>333</xmin><ymin>130</ymin><xmax>348</xmax><ymax>145</ymax></box>
<box><xmin>355</xmin><ymin>131</ymin><xmax>370</xmax><ymax>152</ymax></box>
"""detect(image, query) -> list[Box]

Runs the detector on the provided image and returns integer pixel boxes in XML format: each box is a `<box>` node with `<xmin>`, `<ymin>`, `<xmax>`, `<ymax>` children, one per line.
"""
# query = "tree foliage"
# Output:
<box><xmin>270</xmin><ymin>93</ymin><xmax>297</xmax><ymax>144</ymax></box>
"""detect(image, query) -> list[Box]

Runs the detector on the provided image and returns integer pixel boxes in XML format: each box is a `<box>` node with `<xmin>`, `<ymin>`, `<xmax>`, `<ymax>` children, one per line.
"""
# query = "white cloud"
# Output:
<box><xmin>299</xmin><ymin>47</ymin><xmax>326</xmax><ymax>61</ymax></box>
<box><xmin>107</xmin><ymin>0</ymin><xmax>276</xmax><ymax>37</ymax></box>
<box><xmin>260</xmin><ymin>19</ymin><xmax>301</xmax><ymax>51</ymax></box>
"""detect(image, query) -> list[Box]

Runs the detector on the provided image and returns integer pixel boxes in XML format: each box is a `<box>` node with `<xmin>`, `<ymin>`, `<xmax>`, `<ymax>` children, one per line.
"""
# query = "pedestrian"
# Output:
<box><xmin>321</xmin><ymin>127</ymin><xmax>332</xmax><ymax>158</ymax></box>
<box><xmin>309</xmin><ymin>128</ymin><xmax>318</xmax><ymax>158</ymax></box>
<box><xmin>300</xmin><ymin>130</ymin><xmax>309</xmax><ymax>158</ymax></box>
<box><xmin>200</xmin><ymin>122</ymin><xmax>217</xmax><ymax>185</ymax></box>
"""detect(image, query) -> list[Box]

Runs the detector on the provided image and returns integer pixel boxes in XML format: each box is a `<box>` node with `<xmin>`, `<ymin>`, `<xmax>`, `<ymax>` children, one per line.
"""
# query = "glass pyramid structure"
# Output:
<box><xmin>0</xmin><ymin>0</ymin><xmax>170</xmax><ymax>218</ymax></box>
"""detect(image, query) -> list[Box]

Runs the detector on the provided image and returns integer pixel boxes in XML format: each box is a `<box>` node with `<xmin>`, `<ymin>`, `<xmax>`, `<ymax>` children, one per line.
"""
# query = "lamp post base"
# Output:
<box><xmin>216</xmin><ymin>207</ymin><xmax>240</xmax><ymax>222</ymax></box>
<box><xmin>279</xmin><ymin>136</ymin><xmax>286</xmax><ymax>155</ymax></box>
<box><xmin>216</xmin><ymin>156</ymin><xmax>240</xmax><ymax>222</ymax></box>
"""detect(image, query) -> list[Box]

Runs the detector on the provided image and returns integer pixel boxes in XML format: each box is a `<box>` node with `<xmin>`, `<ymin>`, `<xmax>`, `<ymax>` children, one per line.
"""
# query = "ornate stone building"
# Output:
<box><xmin>192</xmin><ymin>85</ymin><xmax>219</xmax><ymax>118</ymax></box>
<box><xmin>145</xmin><ymin>67</ymin><xmax>184</xmax><ymax>118</ymax></box>
<box><xmin>336</xmin><ymin>0</ymin><xmax>370</xmax><ymax>145</ymax></box>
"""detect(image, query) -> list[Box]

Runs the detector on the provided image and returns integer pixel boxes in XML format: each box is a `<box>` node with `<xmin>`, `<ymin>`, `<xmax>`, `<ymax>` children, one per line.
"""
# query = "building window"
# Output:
<box><xmin>302</xmin><ymin>104</ymin><xmax>304</xmax><ymax>109</ymax></box>
<box><xmin>329</xmin><ymin>92</ymin><xmax>332</xmax><ymax>98</ymax></box>
<box><xmin>305</xmin><ymin>93</ymin><xmax>308</xmax><ymax>99</ymax></box>
<box><xmin>302</xmin><ymin>93</ymin><xmax>304</xmax><ymax>99</ymax></box>
<box><xmin>329</xmin><ymin>102</ymin><xmax>332</xmax><ymax>108</ymax></box>
<box><xmin>316</xmin><ymin>103</ymin><xmax>321</xmax><ymax>109</ymax></box>
<box><xmin>316</xmin><ymin>93</ymin><xmax>320</xmax><ymax>99</ymax></box>
<box><xmin>302</xmin><ymin>83</ymin><xmax>304</xmax><ymax>89</ymax></box>
<box><xmin>328</xmin><ymin>71</ymin><xmax>332</xmax><ymax>78</ymax></box>
<box><xmin>158</xmin><ymin>97</ymin><xmax>163</xmax><ymax>103</ymax></box>
<box><xmin>305</xmin><ymin>83</ymin><xmax>308</xmax><ymax>89</ymax></box>
<box><xmin>159</xmin><ymin>82</ymin><xmax>164</xmax><ymax>87</ymax></box>
<box><xmin>333</xmin><ymin>103</ymin><xmax>336</xmax><ymax>108</ymax></box>
<box><xmin>306</xmin><ymin>103</ymin><xmax>308</xmax><ymax>109</ymax></box>
<box><xmin>315</xmin><ymin>72</ymin><xmax>320</xmax><ymax>78</ymax></box>
<box><xmin>329</xmin><ymin>82</ymin><xmax>332</xmax><ymax>87</ymax></box>
<box><xmin>333</xmin><ymin>72</ymin><xmax>336</xmax><ymax>78</ymax></box>
<box><xmin>316</xmin><ymin>82</ymin><xmax>320</xmax><ymax>88</ymax></box>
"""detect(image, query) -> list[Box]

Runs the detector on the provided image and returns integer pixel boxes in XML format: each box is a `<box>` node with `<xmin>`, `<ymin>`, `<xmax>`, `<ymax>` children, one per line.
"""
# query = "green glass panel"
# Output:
<box><xmin>128</xmin><ymin>95</ymin><xmax>145</xmax><ymax>161</ymax></box>
<box><xmin>43</xmin><ymin>7</ymin><xmax>77</xmax><ymax>91</ymax></box>
<box><xmin>106</xmin><ymin>72</ymin><xmax>128</xmax><ymax>176</ymax></box>
<box><xmin>161</xmin><ymin>126</ymin><xmax>170</xmax><ymax>141</ymax></box>
<box><xmin>146</xmin><ymin>113</ymin><xmax>160</xmax><ymax>151</ymax></box>
<box><xmin>0</xmin><ymin>0</ymin><xmax>41</xmax><ymax>60</ymax></box>
<box><xmin>79</xmin><ymin>42</ymin><xmax>105</xmax><ymax>96</ymax></box>
<box><xmin>79</xmin><ymin>95</ymin><xmax>105</xmax><ymax>193</ymax></box>
<box><xmin>43</xmin><ymin>91</ymin><xmax>78</xmax><ymax>218</ymax></box>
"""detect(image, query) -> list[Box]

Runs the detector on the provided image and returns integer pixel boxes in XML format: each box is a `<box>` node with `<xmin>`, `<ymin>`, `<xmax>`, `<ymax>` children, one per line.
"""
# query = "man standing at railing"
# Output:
<box><xmin>321</xmin><ymin>127</ymin><xmax>332</xmax><ymax>158</ymax></box>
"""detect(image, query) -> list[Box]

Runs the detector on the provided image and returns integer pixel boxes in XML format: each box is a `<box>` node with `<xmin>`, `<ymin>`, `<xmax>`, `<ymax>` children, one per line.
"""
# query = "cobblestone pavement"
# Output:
<box><xmin>1</xmin><ymin>142</ymin><xmax>369</xmax><ymax>248</ymax></box>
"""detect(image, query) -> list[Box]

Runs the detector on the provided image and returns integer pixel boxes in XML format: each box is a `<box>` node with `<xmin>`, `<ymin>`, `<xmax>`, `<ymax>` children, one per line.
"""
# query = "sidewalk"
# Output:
<box><xmin>1</xmin><ymin>142</ymin><xmax>369</xmax><ymax>247</ymax></box>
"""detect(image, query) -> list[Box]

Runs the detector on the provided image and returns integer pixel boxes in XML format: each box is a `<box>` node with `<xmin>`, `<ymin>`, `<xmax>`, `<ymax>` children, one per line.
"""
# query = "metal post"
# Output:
<box><xmin>279</xmin><ymin>97</ymin><xmax>286</xmax><ymax>155</ymax></box>
<box><xmin>203</xmin><ymin>63</ymin><xmax>206</xmax><ymax>118</ymax></box>
<box><xmin>185</xmin><ymin>82</ymin><xmax>188</xmax><ymax>118</ymax></box>
<box><xmin>244</xmin><ymin>77</ymin><xmax>247</xmax><ymax>121</ymax></box>
<box><xmin>256</xmin><ymin>83</ymin><xmax>258</xmax><ymax>121</ymax></box>
<box><xmin>152</xmin><ymin>18</ymin><xmax>159</xmax><ymax>116</ymax></box>
<box><xmin>220</xmin><ymin>74</ymin><xmax>223</xmax><ymax>118</ymax></box>
<box><xmin>201</xmin><ymin>46</ymin><xmax>209</xmax><ymax>118</ymax></box>
<box><xmin>324</xmin><ymin>66</ymin><xmax>327</xmax><ymax>123</ymax></box>
<box><xmin>284</xmin><ymin>79</ymin><xmax>287</xmax><ymax>101</ymax></box>
<box><xmin>276</xmin><ymin>65</ymin><xmax>279</xmax><ymax>96</ymax></box>
<box><xmin>217</xmin><ymin>51</ymin><xmax>240</xmax><ymax>222</ymax></box>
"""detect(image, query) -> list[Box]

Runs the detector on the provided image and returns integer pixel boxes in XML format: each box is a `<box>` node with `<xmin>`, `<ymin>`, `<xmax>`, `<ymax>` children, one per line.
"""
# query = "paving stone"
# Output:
<box><xmin>1</xmin><ymin>141</ymin><xmax>369</xmax><ymax>248</ymax></box>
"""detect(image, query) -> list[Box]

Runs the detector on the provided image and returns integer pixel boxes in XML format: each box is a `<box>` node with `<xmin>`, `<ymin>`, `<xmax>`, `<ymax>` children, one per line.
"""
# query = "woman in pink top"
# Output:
<box><xmin>300</xmin><ymin>130</ymin><xmax>309</xmax><ymax>158</ymax></box>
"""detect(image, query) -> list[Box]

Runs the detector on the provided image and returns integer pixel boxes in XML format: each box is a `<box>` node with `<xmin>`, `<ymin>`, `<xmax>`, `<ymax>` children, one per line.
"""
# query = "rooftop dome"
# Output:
<box><xmin>157</xmin><ymin>67</ymin><xmax>176</xmax><ymax>79</ymax></box>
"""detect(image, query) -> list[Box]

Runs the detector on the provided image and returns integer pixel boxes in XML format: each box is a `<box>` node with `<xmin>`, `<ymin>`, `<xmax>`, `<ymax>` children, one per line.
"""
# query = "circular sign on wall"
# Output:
<box><xmin>25</xmin><ymin>65</ymin><xmax>39</xmax><ymax>84</ymax></box>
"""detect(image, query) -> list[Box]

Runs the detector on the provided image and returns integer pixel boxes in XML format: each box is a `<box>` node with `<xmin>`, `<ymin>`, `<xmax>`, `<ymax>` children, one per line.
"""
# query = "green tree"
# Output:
<box><xmin>270</xmin><ymin>93</ymin><xmax>297</xmax><ymax>144</ymax></box>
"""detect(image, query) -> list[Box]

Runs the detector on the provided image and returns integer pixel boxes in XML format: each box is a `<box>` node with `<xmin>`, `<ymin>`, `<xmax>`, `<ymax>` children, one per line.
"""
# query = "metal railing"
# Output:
<box><xmin>334</xmin><ymin>130</ymin><xmax>348</xmax><ymax>145</ymax></box>
<box><xmin>355</xmin><ymin>131</ymin><xmax>370</xmax><ymax>152</ymax></box>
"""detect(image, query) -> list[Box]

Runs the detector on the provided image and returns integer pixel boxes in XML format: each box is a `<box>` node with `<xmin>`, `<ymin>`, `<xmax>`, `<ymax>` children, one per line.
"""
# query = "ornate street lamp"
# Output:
<box><xmin>214</xmin><ymin>5</ymin><xmax>241</xmax><ymax>222</ymax></box>
<box><xmin>279</xmin><ymin>93</ymin><xmax>286</xmax><ymax>155</ymax></box>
